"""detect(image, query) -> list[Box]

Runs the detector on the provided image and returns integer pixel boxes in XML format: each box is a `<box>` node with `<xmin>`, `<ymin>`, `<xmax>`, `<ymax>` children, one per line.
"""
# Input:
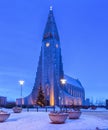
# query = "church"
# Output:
<box><xmin>17</xmin><ymin>7</ymin><xmax>85</xmax><ymax>106</ymax></box>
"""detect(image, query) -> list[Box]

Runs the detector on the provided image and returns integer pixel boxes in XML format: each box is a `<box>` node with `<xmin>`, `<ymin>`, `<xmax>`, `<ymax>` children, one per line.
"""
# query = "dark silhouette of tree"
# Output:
<box><xmin>36</xmin><ymin>84</ymin><xmax>45</xmax><ymax>107</ymax></box>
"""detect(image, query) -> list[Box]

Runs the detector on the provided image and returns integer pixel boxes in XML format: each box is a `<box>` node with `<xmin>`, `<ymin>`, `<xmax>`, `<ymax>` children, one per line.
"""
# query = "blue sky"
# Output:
<box><xmin>0</xmin><ymin>0</ymin><xmax>108</xmax><ymax>102</ymax></box>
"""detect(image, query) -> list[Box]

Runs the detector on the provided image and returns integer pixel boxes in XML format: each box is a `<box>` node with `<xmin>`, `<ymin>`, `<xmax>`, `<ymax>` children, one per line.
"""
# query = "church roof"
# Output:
<box><xmin>42</xmin><ymin>7</ymin><xmax>60</xmax><ymax>41</ymax></box>
<box><xmin>64</xmin><ymin>75</ymin><xmax>84</xmax><ymax>89</ymax></box>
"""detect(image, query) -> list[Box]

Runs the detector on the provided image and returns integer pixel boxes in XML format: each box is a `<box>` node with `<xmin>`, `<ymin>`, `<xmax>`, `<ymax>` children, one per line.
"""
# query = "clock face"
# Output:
<box><xmin>46</xmin><ymin>42</ymin><xmax>50</xmax><ymax>47</ymax></box>
<box><xmin>56</xmin><ymin>44</ymin><xmax>58</xmax><ymax>48</ymax></box>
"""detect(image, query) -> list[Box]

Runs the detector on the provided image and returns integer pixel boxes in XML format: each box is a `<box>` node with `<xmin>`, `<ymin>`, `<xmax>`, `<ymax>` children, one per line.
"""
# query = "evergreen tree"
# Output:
<box><xmin>36</xmin><ymin>84</ymin><xmax>45</xmax><ymax>107</ymax></box>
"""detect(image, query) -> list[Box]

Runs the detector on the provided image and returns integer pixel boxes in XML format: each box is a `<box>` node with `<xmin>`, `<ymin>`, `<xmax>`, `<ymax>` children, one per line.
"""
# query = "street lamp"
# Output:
<box><xmin>19</xmin><ymin>80</ymin><xmax>24</xmax><ymax>107</ymax></box>
<box><xmin>60</xmin><ymin>79</ymin><xmax>66</xmax><ymax>85</ymax></box>
<box><xmin>60</xmin><ymin>78</ymin><xmax>67</xmax><ymax>107</ymax></box>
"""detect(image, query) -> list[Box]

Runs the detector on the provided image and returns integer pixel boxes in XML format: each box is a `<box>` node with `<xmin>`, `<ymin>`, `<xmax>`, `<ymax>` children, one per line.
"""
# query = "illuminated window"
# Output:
<box><xmin>46</xmin><ymin>42</ymin><xmax>50</xmax><ymax>47</ymax></box>
<box><xmin>56</xmin><ymin>44</ymin><xmax>58</xmax><ymax>48</ymax></box>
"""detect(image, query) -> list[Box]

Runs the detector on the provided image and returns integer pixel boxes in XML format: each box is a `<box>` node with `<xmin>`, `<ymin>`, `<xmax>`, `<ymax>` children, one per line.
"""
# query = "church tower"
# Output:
<box><xmin>22</xmin><ymin>6</ymin><xmax>86</xmax><ymax>107</ymax></box>
<box><xmin>31</xmin><ymin>7</ymin><xmax>64</xmax><ymax>106</ymax></box>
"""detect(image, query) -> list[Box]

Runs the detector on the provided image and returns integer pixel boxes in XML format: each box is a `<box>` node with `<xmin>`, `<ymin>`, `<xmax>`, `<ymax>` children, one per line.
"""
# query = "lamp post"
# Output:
<box><xmin>60</xmin><ymin>79</ymin><xmax>67</xmax><ymax>107</ymax></box>
<box><xmin>58</xmin><ymin>96</ymin><xmax>61</xmax><ymax>106</ymax></box>
<box><xmin>19</xmin><ymin>80</ymin><xmax>24</xmax><ymax>108</ymax></box>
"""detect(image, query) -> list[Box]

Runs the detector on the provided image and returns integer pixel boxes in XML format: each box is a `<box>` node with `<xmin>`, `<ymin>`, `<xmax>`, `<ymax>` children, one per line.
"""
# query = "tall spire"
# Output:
<box><xmin>42</xmin><ymin>6</ymin><xmax>59</xmax><ymax>41</ymax></box>
<box><xmin>31</xmin><ymin>6</ymin><xmax>64</xmax><ymax>106</ymax></box>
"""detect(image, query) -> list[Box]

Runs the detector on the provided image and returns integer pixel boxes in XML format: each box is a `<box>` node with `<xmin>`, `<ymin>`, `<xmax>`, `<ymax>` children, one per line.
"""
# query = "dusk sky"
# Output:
<box><xmin>0</xmin><ymin>0</ymin><xmax>108</xmax><ymax>103</ymax></box>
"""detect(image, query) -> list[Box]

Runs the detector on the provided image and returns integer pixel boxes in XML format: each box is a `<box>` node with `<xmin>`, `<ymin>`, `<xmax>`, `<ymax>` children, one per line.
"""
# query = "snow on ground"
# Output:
<box><xmin>0</xmin><ymin>109</ymin><xmax>108</xmax><ymax>130</ymax></box>
<box><xmin>81</xmin><ymin>108</ymin><xmax>108</xmax><ymax>112</ymax></box>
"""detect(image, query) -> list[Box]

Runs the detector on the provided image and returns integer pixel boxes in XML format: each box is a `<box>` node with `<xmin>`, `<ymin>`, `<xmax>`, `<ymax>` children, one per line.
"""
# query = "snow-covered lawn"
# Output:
<box><xmin>0</xmin><ymin>109</ymin><xmax>108</xmax><ymax>130</ymax></box>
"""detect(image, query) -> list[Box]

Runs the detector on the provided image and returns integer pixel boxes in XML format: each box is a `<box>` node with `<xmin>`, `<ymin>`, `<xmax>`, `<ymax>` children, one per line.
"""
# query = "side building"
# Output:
<box><xmin>0</xmin><ymin>96</ymin><xmax>7</xmax><ymax>106</ymax></box>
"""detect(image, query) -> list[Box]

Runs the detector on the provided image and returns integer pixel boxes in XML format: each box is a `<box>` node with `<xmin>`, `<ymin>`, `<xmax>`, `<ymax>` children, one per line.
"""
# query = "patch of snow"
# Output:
<box><xmin>0</xmin><ymin>108</ymin><xmax>108</xmax><ymax>130</ymax></box>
